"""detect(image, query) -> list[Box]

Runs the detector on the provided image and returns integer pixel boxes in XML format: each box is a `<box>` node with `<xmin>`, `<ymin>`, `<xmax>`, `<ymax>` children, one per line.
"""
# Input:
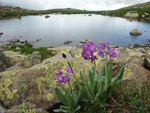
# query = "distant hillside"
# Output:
<box><xmin>120</xmin><ymin>2</ymin><xmax>150</xmax><ymax>9</ymax></box>
<box><xmin>0</xmin><ymin>6</ymin><xmax>34</xmax><ymax>17</ymax></box>
<box><xmin>0</xmin><ymin>2</ymin><xmax>150</xmax><ymax>22</ymax></box>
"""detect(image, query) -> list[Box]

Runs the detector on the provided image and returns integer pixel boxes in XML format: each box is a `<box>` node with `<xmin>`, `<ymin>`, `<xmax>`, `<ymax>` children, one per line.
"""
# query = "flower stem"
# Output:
<box><xmin>94</xmin><ymin>59</ymin><xmax>97</xmax><ymax>80</ymax></box>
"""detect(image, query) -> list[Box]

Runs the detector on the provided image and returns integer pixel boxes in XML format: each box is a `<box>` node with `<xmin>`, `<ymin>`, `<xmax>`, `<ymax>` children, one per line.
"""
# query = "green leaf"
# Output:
<box><xmin>72</xmin><ymin>90</ymin><xmax>80</xmax><ymax>106</ymax></box>
<box><xmin>93</xmin><ymin>76</ymin><xmax>105</xmax><ymax>103</ymax></box>
<box><xmin>55</xmin><ymin>88</ymin><xmax>68</xmax><ymax>106</ymax></box>
<box><xmin>53</xmin><ymin>108</ymin><xmax>68</xmax><ymax>112</ymax></box>
<box><xmin>111</xmin><ymin>66</ymin><xmax>124</xmax><ymax>87</ymax></box>
<box><xmin>75</xmin><ymin>106</ymin><xmax>81</xmax><ymax>112</ymax></box>
<box><xmin>81</xmin><ymin>86</ymin><xmax>93</xmax><ymax>101</ymax></box>
<box><xmin>80</xmin><ymin>72</ymin><xmax>86</xmax><ymax>85</ymax></box>
<box><xmin>108</xmin><ymin>63</ymin><xmax>112</xmax><ymax>85</ymax></box>
<box><xmin>67</xmin><ymin>94</ymin><xmax>75</xmax><ymax>110</ymax></box>
<box><xmin>87</xmin><ymin>70</ymin><xmax>95</xmax><ymax>96</ymax></box>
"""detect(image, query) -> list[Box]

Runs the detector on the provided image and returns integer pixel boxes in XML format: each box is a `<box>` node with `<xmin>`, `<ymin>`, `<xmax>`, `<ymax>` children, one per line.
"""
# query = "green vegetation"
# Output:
<box><xmin>7</xmin><ymin>44</ymin><xmax>55</xmax><ymax>61</ymax></box>
<box><xmin>77</xmin><ymin>81</ymin><xmax>150</xmax><ymax>113</ymax></box>
<box><xmin>105</xmin><ymin>7</ymin><xmax>150</xmax><ymax>17</ymax></box>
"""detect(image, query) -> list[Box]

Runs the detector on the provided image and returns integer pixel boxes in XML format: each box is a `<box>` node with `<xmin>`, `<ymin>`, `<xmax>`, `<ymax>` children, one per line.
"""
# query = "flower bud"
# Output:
<box><xmin>62</xmin><ymin>53</ymin><xmax>66</xmax><ymax>58</ymax></box>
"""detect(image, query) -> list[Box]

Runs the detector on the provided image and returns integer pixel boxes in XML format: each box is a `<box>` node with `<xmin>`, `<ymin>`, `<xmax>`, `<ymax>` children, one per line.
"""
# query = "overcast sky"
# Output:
<box><xmin>0</xmin><ymin>0</ymin><xmax>149</xmax><ymax>10</ymax></box>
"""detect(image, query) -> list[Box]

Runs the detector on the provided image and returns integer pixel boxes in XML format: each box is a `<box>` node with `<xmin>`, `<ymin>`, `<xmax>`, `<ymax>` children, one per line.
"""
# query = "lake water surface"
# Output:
<box><xmin>0</xmin><ymin>14</ymin><xmax>150</xmax><ymax>47</ymax></box>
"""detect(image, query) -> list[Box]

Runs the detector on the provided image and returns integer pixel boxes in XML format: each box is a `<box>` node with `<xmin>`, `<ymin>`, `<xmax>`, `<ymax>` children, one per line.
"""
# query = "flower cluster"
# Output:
<box><xmin>82</xmin><ymin>42</ymin><xmax>98</xmax><ymax>62</ymax></box>
<box><xmin>56</xmin><ymin>67</ymin><xmax>73</xmax><ymax>84</ymax></box>
<box><xmin>82</xmin><ymin>42</ymin><xmax>120</xmax><ymax>61</ymax></box>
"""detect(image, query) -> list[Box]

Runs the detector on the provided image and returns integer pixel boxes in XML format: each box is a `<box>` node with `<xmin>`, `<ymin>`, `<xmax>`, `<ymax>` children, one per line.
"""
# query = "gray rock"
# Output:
<box><xmin>134</xmin><ymin>48</ymin><xmax>146</xmax><ymax>53</ymax></box>
<box><xmin>144</xmin><ymin>58</ymin><xmax>150</xmax><ymax>70</ymax></box>
<box><xmin>19</xmin><ymin>39</ymin><xmax>27</xmax><ymax>43</ymax></box>
<box><xmin>142</xmin><ymin>15</ymin><xmax>145</xmax><ymax>18</ymax></box>
<box><xmin>45</xmin><ymin>15</ymin><xmax>50</xmax><ymax>18</ymax></box>
<box><xmin>145</xmin><ymin>17</ymin><xmax>150</xmax><ymax>22</ymax></box>
<box><xmin>64</xmin><ymin>41</ymin><xmax>73</xmax><ymax>44</ymax></box>
<box><xmin>123</xmin><ymin>63</ymin><xmax>150</xmax><ymax>86</ymax></box>
<box><xmin>36</xmin><ymin>39</ymin><xmax>41</xmax><ymax>42</ymax></box>
<box><xmin>70</xmin><ymin>47</ymin><xmax>82</xmax><ymax>58</ymax></box>
<box><xmin>0</xmin><ymin>51</ymin><xmax>13</xmax><ymax>72</ymax></box>
<box><xmin>117</xmin><ymin>47</ymin><xmax>131</xmax><ymax>65</ymax></box>
<box><xmin>9</xmin><ymin>38</ymin><xmax>19</xmax><ymax>43</ymax></box>
<box><xmin>130</xmin><ymin>29</ymin><xmax>142</xmax><ymax>35</ymax></box>
<box><xmin>144</xmin><ymin>12</ymin><xmax>149</xmax><ymax>16</ymax></box>
<box><xmin>125</xmin><ymin>11</ymin><xmax>139</xmax><ymax>19</ymax></box>
<box><xmin>80</xmin><ymin>39</ymin><xmax>87</xmax><ymax>43</ymax></box>
<box><xmin>16</xmin><ymin>47</ymin><xmax>21</xmax><ymax>50</ymax></box>
<box><xmin>0</xmin><ymin>32</ymin><xmax>3</xmax><ymax>35</ymax></box>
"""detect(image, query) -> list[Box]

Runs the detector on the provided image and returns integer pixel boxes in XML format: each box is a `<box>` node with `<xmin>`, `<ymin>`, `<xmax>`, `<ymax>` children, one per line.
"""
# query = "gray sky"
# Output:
<box><xmin>0</xmin><ymin>0</ymin><xmax>149</xmax><ymax>10</ymax></box>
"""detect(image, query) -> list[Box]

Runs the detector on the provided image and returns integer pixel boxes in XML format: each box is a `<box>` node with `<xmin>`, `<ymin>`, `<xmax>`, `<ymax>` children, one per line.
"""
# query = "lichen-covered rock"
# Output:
<box><xmin>70</xmin><ymin>47</ymin><xmax>82</xmax><ymax>58</ymax></box>
<box><xmin>5</xmin><ymin>102</ymin><xmax>48</xmax><ymax>113</ymax></box>
<box><xmin>123</xmin><ymin>63</ymin><xmax>150</xmax><ymax>86</ymax></box>
<box><xmin>0</xmin><ymin>51</ymin><xmax>13</xmax><ymax>72</ymax></box>
<box><xmin>3</xmin><ymin>51</ymin><xmax>41</xmax><ymax>68</ymax></box>
<box><xmin>117</xmin><ymin>47</ymin><xmax>131</xmax><ymax>65</ymax></box>
<box><xmin>0</xmin><ymin>58</ymin><xmax>96</xmax><ymax>110</ymax></box>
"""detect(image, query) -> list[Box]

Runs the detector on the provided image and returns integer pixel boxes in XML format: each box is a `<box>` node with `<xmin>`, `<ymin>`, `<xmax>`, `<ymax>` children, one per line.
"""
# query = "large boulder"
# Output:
<box><xmin>125</xmin><ymin>11</ymin><xmax>139</xmax><ymax>19</ymax></box>
<box><xmin>130</xmin><ymin>29</ymin><xmax>142</xmax><ymax>35</ymax></box>
<box><xmin>0</xmin><ymin>51</ymin><xmax>13</xmax><ymax>72</ymax></box>
<box><xmin>0</xmin><ymin>57</ymin><xmax>95</xmax><ymax>110</ymax></box>
<box><xmin>122</xmin><ymin>63</ymin><xmax>150</xmax><ymax>86</ymax></box>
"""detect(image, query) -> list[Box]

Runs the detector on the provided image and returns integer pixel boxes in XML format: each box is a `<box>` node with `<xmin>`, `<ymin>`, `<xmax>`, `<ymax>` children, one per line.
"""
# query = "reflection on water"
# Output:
<box><xmin>0</xmin><ymin>14</ymin><xmax>150</xmax><ymax>47</ymax></box>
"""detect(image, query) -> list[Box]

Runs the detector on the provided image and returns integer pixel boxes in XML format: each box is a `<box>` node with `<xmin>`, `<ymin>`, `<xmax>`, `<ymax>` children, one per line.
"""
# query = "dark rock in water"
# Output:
<box><xmin>88</xmin><ymin>15</ymin><xmax>92</xmax><ymax>16</ymax></box>
<box><xmin>0</xmin><ymin>51</ymin><xmax>13</xmax><ymax>72</ymax></box>
<box><xmin>130</xmin><ymin>29</ymin><xmax>142</xmax><ymax>35</ymax></box>
<box><xmin>36</xmin><ymin>39</ymin><xmax>42</xmax><ymax>42</ymax></box>
<box><xmin>45</xmin><ymin>15</ymin><xmax>50</xmax><ymax>18</ymax></box>
<box><xmin>144</xmin><ymin>58</ymin><xmax>150</xmax><ymax>70</ymax></box>
<box><xmin>64</xmin><ymin>41</ymin><xmax>73</xmax><ymax>44</ymax></box>
<box><xmin>0</xmin><ymin>32</ymin><xmax>3</xmax><ymax>35</ymax></box>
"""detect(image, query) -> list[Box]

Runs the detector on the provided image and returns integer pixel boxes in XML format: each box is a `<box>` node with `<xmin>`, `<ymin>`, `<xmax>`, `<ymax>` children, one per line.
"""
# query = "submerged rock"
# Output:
<box><xmin>0</xmin><ymin>32</ymin><xmax>3</xmax><ymax>35</ymax></box>
<box><xmin>45</xmin><ymin>15</ymin><xmax>50</xmax><ymax>18</ymax></box>
<box><xmin>130</xmin><ymin>29</ymin><xmax>142</xmax><ymax>35</ymax></box>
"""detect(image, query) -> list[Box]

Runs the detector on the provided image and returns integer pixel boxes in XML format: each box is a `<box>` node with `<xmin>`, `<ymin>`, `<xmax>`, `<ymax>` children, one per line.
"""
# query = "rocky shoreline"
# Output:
<box><xmin>0</xmin><ymin>43</ymin><xmax>150</xmax><ymax>112</ymax></box>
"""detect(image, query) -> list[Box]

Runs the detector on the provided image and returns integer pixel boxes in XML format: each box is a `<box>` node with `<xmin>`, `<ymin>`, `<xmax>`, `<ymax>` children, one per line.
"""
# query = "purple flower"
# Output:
<box><xmin>107</xmin><ymin>48</ymin><xmax>120</xmax><ymax>58</ymax></box>
<box><xmin>56</xmin><ymin>74</ymin><xmax>63</xmax><ymax>83</ymax></box>
<box><xmin>97</xmin><ymin>48</ymin><xmax>105</xmax><ymax>57</ymax></box>
<box><xmin>62</xmin><ymin>76</ymin><xmax>71</xmax><ymax>84</ymax></box>
<box><xmin>100</xmin><ymin>42</ymin><xmax>110</xmax><ymax>50</ymax></box>
<box><xmin>64</xmin><ymin>67</ymin><xmax>73</xmax><ymax>76</ymax></box>
<box><xmin>82</xmin><ymin>42</ymin><xmax>97</xmax><ymax>62</ymax></box>
<box><xmin>56</xmin><ymin>67</ymin><xmax>72</xmax><ymax>84</ymax></box>
<box><xmin>56</xmin><ymin>68</ymin><xmax>62</xmax><ymax>76</ymax></box>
